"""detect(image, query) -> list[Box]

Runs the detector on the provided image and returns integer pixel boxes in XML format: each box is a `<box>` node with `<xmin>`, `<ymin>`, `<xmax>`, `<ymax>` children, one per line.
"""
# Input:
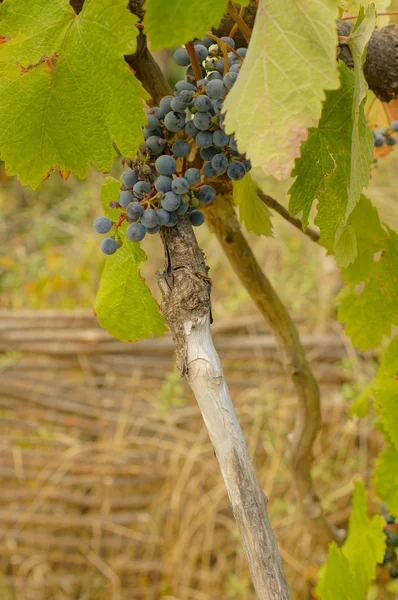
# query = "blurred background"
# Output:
<box><xmin>1</xmin><ymin>36</ymin><xmax>398</xmax><ymax>600</ymax></box>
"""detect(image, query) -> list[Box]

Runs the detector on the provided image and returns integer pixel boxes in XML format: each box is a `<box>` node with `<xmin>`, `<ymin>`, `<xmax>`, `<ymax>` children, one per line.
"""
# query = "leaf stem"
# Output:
<box><xmin>227</xmin><ymin>1</ymin><xmax>252</xmax><ymax>43</ymax></box>
<box><xmin>342</xmin><ymin>10</ymin><xmax>398</xmax><ymax>20</ymax></box>
<box><xmin>228</xmin><ymin>6</ymin><xmax>246</xmax><ymax>39</ymax></box>
<box><xmin>205</xmin><ymin>32</ymin><xmax>244</xmax><ymax>61</ymax></box>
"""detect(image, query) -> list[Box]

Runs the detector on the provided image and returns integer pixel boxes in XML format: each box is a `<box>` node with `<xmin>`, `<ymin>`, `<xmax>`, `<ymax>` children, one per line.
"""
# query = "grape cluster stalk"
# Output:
<box><xmin>94</xmin><ymin>34</ymin><xmax>252</xmax><ymax>254</ymax></box>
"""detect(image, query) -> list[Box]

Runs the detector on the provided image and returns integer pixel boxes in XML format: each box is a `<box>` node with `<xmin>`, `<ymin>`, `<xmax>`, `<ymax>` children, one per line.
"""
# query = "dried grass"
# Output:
<box><xmin>0</xmin><ymin>310</ymin><xmax>382</xmax><ymax>600</ymax></box>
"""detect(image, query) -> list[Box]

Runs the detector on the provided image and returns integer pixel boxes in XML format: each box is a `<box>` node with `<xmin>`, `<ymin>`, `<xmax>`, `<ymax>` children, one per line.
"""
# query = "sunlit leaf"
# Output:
<box><xmin>289</xmin><ymin>60</ymin><xmax>374</xmax><ymax>267</ymax></box>
<box><xmin>374</xmin><ymin>445</ymin><xmax>398</xmax><ymax>515</ymax></box>
<box><xmin>143</xmin><ymin>0</ymin><xmax>249</xmax><ymax>52</ymax></box>
<box><xmin>233</xmin><ymin>175</ymin><xmax>273</xmax><ymax>237</ymax></box>
<box><xmin>0</xmin><ymin>0</ymin><xmax>147</xmax><ymax>188</ymax></box>
<box><xmin>224</xmin><ymin>0</ymin><xmax>340</xmax><ymax>180</ymax></box>
<box><xmin>94</xmin><ymin>178</ymin><xmax>167</xmax><ymax>341</ymax></box>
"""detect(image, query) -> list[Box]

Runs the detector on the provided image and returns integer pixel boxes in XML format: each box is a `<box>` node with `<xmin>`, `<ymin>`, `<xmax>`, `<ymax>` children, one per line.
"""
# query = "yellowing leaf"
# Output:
<box><xmin>316</xmin><ymin>543</ymin><xmax>362</xmax><ymax>600</ymax></box>
<box><xmin>317</xmin><ymin>481</ymin><xmax>386</xmax><ymax>600</ymax></box>
<box><xmin>233</xmin><ymin>174</ymin><xmax>273</xmax><ymax>237</ymax></box>
<box><xmin>342</xmin><ymin>481</ymin><xmax>386</xmax><ymax>591</ymax></box>
<box><xmin>143</xmin><ymin>0</ymin><xmax>249</xmax><ymax>52</ymax></box>
<box><xmin>223</xmin><ymin>0</ymin><xmax>340</xmax><ymax>180</ymax></box>
<box><xmin>95</xmin><ymin>178</ymin><xmax>167</xmax><ymax>341</ymax></box>
<box><xmin>334</xmin><ymin>223</ymin><xmax>357</xmax><ymax>269</ymax></box>
<box><xmin>375</xmin><ymin>336</ymin><xmax>398</xmax><ymax>390</ymax></box>
<box><xmin>375</xmin><ymin>390</ymin><xmax>398</xmax><ymax>453</ymax></box>
<box><xmin>0</xmin><ymin>0</ymin><xmax>148</xmax><ymax>188</ymax></box>
<box><xmin>341</xmin><ymin>1</ymin><xmax>391</xmax><ymax>27</ymax></box>
<box><xmin>338</xmin><ymin>227</ymin><xmax>398</xmax><ymax>350</ymax></box>
<box><xmin>372</xmin><ymin>337</ymin><xmax>398</xmax><ymax>451</ymax></box>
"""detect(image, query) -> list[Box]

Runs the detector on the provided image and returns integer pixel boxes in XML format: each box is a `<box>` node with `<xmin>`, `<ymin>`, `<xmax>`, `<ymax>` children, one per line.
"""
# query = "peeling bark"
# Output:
<box><xmin>157</xmin><ymin>216</ymin><xmax>292</xmax><ymax>600</ymax></box>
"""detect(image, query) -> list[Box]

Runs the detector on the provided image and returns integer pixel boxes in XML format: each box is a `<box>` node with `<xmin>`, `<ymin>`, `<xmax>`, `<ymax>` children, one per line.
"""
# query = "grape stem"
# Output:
<box><xmin>114</xmin><ymin>213</ymin><xmax>128</xmax><ymax>229</ymax></box>
<box><xmin>220</xmin><ymin>40</ymin><xmax>230</xmax><ymax>76</ymax></box>
<box><xmin>184</xmin><ymin>41</ymin><xmax>203</xmax><ymax>82</ymax></box>
<box><xmin>228</xmin><ymin>6</ymin><xmax>246</xmax><ymax>39</ymax></box>
<box><xmin>342</xmin><ymin>10</ymin><xmax>398</xmax><ymax>19</ymax></box>
<box><xmin>227</xmin><ymin>1</ymin><xmax>252</xmax><ymax>43</ymax></box>
<box><xmin>205</xmin><ymin>32</ymin><xmax>244</xmax><ymax>61</ymax></box>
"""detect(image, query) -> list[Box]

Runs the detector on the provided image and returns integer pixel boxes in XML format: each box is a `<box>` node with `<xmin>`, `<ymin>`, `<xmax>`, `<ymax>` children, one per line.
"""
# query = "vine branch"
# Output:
<box><xmin>228</xmin><ymin>5</ymin><xmax>246</xmax><ymax>39</ymax></box>
<box><xmin>157</xmin><ymin>215</ymin><xmax>292</xmax><ymax>600</ymax></box>
<box><xmin>227</xmin><ymin>1</ymin><xmax>252</xmax><ymax>43</ymax></box>
<box><xmin>118</xmin><ymin>16</ymin><xmax>340</xmax><ymax>546</ymax></box>
<box><xmin>125</xmin><ymin>33</ymin><xmax>173</xmax><ymax>105</ymax></box>
<box><xmin>257</xmin><ymin>189</ymin><xmax>320</xmax><ymax>243</ymax></box>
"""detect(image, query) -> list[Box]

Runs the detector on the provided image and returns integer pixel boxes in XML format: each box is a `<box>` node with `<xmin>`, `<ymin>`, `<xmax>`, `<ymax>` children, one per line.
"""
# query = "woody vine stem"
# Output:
<box><xmin>128</xmin><ymin>7</ymin><xmax>340</xmax><ymax>548</ymax></box>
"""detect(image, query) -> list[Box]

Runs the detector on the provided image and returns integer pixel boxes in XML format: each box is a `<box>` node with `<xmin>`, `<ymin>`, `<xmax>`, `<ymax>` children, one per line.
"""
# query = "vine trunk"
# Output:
<box><xmin>157</xmin><ymin>216</ymin><xmax>292</xmax><ymax>600</ymax></box>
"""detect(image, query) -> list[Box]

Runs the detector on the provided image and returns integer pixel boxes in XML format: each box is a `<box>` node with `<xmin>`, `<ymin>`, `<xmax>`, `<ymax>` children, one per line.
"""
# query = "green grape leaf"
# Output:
<box><xmin>143</xmin><ymin>0</ymin><xmax>249</xmax><ymax>52</ymax></box>
<box><xmin>341</xmin><ymin>196</ymin><xmax>387</xmax><ymax>284</ymax></box>
<box><xmin>317</xmin><ymin>481</ymin><xmax>385</xmax><ymax>600</ymax></box>
<box><xmin>375</xmin><ymin>391</ymin><xmax>398</xmax><ymax>452</ymax></box>
<box><xmin>338</xmin><ymin>227</ymin><xmax>398</xmax><ymax>350</ymax></box>
<box><xmin>316</xmin><ymin>543</ymin><xmax>361</xmax><ymax>600</ymax></box>
<box><xmin>289</xmin><ymin>60</ymin><xmax>374</xmax><ymax>267</ymax></box>
<box><xmin>373</xmin><ymin>445</ymin><xmax>398</xmax><ymax>515</ymax></box>
<box><xmin>223</xmin><ymin>0</ymin><xmax>340</xmax><ymax>181</ymax></box>
<box><xmin>334</xmin><ymin>223</ymin><xmax>357</xmax><ymax>269</ymax></box>
<box><xmin>233</xmin><ymin>175</ymin><xmax>273</xmax><ymax>237</ymax></box>
<box><xmin>101</xmin><ymin>177</ymin><xmax>124</xmax><ymax>222</ymax></box>
<box><xmin>342</xmin><ymin>5</ymin><xmax>376</xmax><ymax>225</ymax></box>
<box><xmin>373</xmin><ymin>336</ymin><xmax>398</xmax><ymax>449</ymax></box>
<box><xmin>341</xmin><ymin>1</ymin><xmax>391</xmax><ymax>27</ymax></box>
<box><xmin>342</xmin><ymin>480</ymin><xmax>386</xmax><ymax>591</ymax></box>
<box><xmin>0</xmin><ymin>0</ymin><xmax>147</xmax><ymax>189</ymax></box>
<box><xmin>94</xmin><ymin>178</ymin><xmax>167</xmax><ymax>342</ymax></box>
<box><xmin>375</xmin><ymin>336</ymin><xmax>398</xmax><ymax>389</ymax></box>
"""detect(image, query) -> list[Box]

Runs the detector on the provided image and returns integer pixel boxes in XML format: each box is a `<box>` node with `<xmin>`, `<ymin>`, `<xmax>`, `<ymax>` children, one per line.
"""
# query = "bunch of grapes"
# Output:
<box><xmin>373</xmin><ymin>120</ymin><xmax>398</xmax><ymax>148</ymax></box>
<box><xmin>94</xmin><ymin>34</ymin><xmax>251</xmax><ymax>255</ymax></box>
<box><xmin>378</xmin><ymin>505</ymin><xmax>398</xmax><ymax>579</ymax></box>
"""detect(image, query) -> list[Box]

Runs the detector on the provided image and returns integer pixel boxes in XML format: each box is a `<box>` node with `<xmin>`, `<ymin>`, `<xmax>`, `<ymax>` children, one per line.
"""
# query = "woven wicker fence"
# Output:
<box><xmin>0</xmin><ymin>310</ymin><xmax>379</xmax><ymax>600</ymax></box>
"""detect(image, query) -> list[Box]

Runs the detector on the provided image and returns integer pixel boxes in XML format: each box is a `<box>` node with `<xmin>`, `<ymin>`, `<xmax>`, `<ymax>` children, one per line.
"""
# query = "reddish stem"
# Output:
<box><xmin>227</xmin><ymin>1</ymin><xmax>252</xmax><ymax>43</ymax></box>
<box><xmin>342</xmin><ymin>10</ymin><xmax>398</xmax><ymax>19</ymax></box>
<box><xmin>205</xmin><ymin>33</ymin><xmax>244</xmax><ymax>61</ymax></box>
<box><xmin>185</xmin><ymin>41</ymin><xmax>202</xmax><ymax>82</ymax></box>
<box><xmin>115</xmin><ymin>213</ymin><xmax>128</xmax><ymax>229</ymax></box>
<box><xmin>229</xmin><ymin>6</ymin><xmax>246</xmax><ymax>39</ymax></box>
